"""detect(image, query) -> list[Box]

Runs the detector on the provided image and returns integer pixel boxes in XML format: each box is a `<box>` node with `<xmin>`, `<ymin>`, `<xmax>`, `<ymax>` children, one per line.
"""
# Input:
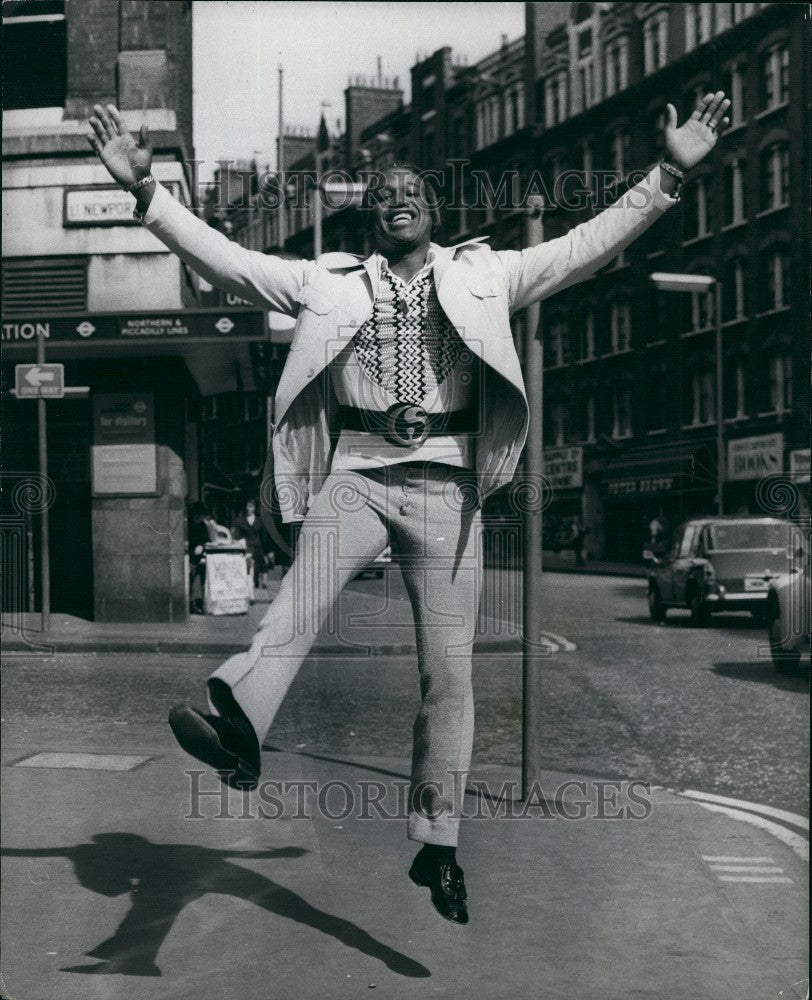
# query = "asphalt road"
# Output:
<box><xmin>3</xmin><ymin>573</ymin><xmax>808</xmax><ymax>817</ymax></box>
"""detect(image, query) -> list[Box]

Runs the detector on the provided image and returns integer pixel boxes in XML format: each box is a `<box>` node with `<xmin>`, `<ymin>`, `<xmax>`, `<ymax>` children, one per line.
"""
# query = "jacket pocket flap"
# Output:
<box><xmin>295</xmin><ymin>285</ymin><xmax>334</xmax><ymax>314</ymax></box>
<box><xmin>468</xmin><ymin>277</ymin><xmax>503</xmax><ymax>299</ymax></box>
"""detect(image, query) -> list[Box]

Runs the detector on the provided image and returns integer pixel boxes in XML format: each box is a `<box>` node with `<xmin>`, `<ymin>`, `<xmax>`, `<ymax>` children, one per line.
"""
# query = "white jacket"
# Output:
<box><xmin>143</xmin><ymin>169</ymin><xmax>676</xmax><ymax>521</ymax></box>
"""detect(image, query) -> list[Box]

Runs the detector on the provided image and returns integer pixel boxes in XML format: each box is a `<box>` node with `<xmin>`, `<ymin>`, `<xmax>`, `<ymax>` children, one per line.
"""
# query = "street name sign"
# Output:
<box><xmin>15</xmin><ymin>364</ymin><xmax>65</xmax><ymax>399</ymax></box>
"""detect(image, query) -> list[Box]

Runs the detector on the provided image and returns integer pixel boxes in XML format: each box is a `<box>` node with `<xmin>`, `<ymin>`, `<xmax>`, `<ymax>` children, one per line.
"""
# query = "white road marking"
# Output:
<box><xmin>697</xmin><ymin>802</ymin><xmax>809</xmax><ymax>863</ymax></box>
<box><xmin>540</xmin><ymin>630</ymin><xmax>577</xmax><ymax>652</ymax></box>
<box><xmin>681</xmin><ymin>789</ymin><xmax>809</xmax><ymax>831</ymax></box>
<box><xmin>701</xmin><ymin>856</ymin><xmax>775</xmax><ymax>863</ymax></box>
<box><xmin>709</xmin><ymin>865</ymin><xmax>785</xmax><ymax>873</ymax></box>
<box><xmin>11</xmin><ymin>751</ymin><xmax>152</xmax><ymax>771</ymax></box>
<box><xmin>717</xmin><ymin>875</ymin><xmax>793</xmax><ymax>884</ymax></box>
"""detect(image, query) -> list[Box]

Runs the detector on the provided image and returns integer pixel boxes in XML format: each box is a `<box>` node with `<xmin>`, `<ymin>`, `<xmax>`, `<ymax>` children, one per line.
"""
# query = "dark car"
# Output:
<box><xmin>645</xmin><ymin>517</ymin><xmax>798</xmax><ymax>626</ymax></box>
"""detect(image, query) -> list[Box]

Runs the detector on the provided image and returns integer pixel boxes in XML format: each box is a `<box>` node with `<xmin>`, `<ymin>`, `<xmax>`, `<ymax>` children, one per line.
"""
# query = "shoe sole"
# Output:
<box><xmin>168</xmin><ymin>705</ymin><xmax>259</xmax><ymax>791</ymax></box>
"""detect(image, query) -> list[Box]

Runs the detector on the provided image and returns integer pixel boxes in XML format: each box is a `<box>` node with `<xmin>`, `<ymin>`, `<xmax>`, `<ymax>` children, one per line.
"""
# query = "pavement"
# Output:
<box><xmin>1</xmin><ymin>556</ymin><xmax>645</xmax><ymax>657</ymax></box>
<box><xmin>1</xmin><ymin>742</ymin><xmax>807</xmax><ymax>1000</ymax></box>
<box><xmin>2</xmin><ymin>561</ymin><xmax>808</xmax><ymax>999</ymax></box>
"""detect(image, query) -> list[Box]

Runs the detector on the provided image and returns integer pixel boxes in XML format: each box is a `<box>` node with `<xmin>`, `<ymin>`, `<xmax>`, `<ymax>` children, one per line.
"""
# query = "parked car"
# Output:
<box><xmin>645</xmin><ymin>517</ymin><xmax>799</xmax><ymax>626</ymax></box>
<box><xmin>766</xmin><ymin>532</ymin><xmax>810</xmax><ymax>672</ymax></box>
<box><xmin>355</xmin><ymin>544</ymin><xmax>393</xmax><ymax>580</ymax></box>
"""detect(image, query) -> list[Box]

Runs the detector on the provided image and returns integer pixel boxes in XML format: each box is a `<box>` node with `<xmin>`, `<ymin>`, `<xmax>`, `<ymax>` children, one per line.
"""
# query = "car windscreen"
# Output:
<box><xmin>709</xmin><ymin>523</ymin><xmax>790</xmax><ymax>551</ymax></box>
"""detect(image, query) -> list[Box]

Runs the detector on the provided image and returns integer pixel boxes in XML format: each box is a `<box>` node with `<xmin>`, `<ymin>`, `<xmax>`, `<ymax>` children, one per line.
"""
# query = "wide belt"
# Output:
<box><xmin>339</xmin><ymin>403</ymin><xmax>475</xmax><ymax>447</ymax></box>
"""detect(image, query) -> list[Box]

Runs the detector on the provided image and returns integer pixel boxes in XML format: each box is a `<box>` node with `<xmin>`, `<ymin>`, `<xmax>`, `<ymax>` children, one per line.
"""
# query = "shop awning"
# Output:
<box><xmin>603</xmin><ymin>444</ymin><xmax>714</xmax><ymax>497</ymax></box>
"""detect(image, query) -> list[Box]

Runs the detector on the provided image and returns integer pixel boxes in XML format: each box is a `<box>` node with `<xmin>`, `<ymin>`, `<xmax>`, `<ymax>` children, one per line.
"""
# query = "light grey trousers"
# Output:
<box><xmin>208</xmin><ymin>460</ymin><xmax>484</xmax><ymax>845</ymax></box>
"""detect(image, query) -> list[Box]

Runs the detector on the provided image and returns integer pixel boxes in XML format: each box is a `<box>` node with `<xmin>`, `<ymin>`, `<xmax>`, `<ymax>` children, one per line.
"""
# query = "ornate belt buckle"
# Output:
<box><xmin>384</xmin><ymin>402</ymin><xmax>429</xmax><ymax>447</ymax></box>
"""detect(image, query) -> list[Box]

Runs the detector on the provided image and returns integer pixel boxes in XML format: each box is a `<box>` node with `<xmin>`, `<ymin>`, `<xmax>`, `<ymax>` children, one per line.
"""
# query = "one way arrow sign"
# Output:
<box><xmin>15</xmin><ymin>364</ymin><xmax>65</xmax><ymax>398</ymax></box>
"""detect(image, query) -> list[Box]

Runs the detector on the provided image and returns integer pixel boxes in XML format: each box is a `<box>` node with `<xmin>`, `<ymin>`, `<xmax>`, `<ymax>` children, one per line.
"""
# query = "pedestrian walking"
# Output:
<box><xmin>231</xmin><ymin>499</ymin><xmax>270</xmax><ymax>589</ymax></box>
<box><xmin>88</xmin><ymin>90</ymin><xmax>730</xmax><ymax>923</ymax></box>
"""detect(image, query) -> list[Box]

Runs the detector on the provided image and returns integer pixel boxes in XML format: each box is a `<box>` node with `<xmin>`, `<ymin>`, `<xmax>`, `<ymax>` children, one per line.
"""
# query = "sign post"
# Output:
<box><xmin>522</xmin><ymin>196</ymin><xmax>544</xmax><ymax>800</ymax></box>
<box><xmin>36</xmin><ymin>335</ymin><xmax>50</xmax><ymax>632</ymax></box>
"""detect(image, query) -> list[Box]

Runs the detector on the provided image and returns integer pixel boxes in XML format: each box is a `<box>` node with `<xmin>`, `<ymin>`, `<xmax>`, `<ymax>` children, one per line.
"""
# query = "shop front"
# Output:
<box><xmin>2</xmin><ymin>308</ymin><xmax>269</xmax><ymax>622</ymax></box>
<box><xmin>602</xmin><ymin>445</ymin><xmax>715</xmax><ymax>562</ymax></box>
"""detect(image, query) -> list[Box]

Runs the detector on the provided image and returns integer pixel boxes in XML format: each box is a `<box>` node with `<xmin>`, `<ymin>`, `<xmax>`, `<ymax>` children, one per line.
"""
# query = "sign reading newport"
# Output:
<box><xmin>15</xmin><ymin>364</ymin><xmax>65</xmax><ymax>399</ymax></box>
<box><xmin>1</xmin><ymin>310</ymin><xmax>267</xmax><ymax>344</ymax></box>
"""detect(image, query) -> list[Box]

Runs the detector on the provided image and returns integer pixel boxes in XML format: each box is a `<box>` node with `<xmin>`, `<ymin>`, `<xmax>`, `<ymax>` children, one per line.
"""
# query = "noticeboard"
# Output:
<box><xmin>92</xmin><ymin>392</ymin><xmax>158</xmax><ymax>496</ymax></box>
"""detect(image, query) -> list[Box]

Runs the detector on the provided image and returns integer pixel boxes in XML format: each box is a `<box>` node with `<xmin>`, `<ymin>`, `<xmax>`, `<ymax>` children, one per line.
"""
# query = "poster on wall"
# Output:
<box><xmin>92</xmin><ymin>392</ymin><xmax>158</xmax><ymax>496</ymax></box>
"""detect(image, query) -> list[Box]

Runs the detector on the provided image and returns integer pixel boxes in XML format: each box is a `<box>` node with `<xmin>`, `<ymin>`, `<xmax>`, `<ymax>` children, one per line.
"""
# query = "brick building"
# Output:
<box><xmin>210</xmin><ymin>2</ymin><xmax>810</xmax><ymax>561</ymax></box>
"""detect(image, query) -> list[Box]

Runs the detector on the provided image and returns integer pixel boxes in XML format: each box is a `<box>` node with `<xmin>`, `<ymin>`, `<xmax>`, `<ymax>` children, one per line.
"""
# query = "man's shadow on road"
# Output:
<box><xmin>2</xmin><ymin>834</ymin><xmax>430</xmax><ymax>979</ymax></box>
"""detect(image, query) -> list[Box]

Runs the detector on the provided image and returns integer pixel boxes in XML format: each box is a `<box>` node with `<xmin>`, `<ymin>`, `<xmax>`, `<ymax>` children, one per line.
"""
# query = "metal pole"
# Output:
<box><xmin>36</xmin><ymin>331</ymin><xmax>50</xmax><ymax>631</ymax></box>
<box><xmin>277</xmin><ymin>65</ymin><xmax>286</xmax><ymax>247</ymax></box>
<box><xmin>714</xmin><ymin>280</ymin><xmax>724</xmax><ymax>515</ymax></box>
<box><xmin>313</xmin><ymin>151</ymin><xmax>323</xmax><ymax>257</ymax></box>
<box><xmin>522</xmin><ymin>198</ymin><xmax>544</xmax><ymax>799</ymax></box>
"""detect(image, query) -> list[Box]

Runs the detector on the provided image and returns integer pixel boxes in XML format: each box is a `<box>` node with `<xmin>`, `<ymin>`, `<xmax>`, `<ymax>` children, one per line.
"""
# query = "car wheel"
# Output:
<box><xmin>688</xmin><ymin>590</ymin><xmax>711</xmax><ymax>627</ymax></box>
<box><xmin>648</xmin><ymin>585</ymin><xmax>667</xmax><ymax>623</ymax></box>
<box><xmin>768</xmin><ymin>611</ymin><xmax>801</xmax><ymax>673</ymax></box>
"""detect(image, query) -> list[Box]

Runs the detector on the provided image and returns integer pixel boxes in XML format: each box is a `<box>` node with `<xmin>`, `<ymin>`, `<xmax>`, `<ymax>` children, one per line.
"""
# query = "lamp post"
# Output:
<box><xmin>650</xmin><ymin>272</ymin><xmax>725</xmax><ymax>515</ymax></box>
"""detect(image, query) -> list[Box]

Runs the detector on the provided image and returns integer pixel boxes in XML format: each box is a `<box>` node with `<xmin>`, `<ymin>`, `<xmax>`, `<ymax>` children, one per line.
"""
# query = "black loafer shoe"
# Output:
<box><xmin>408</xmin><ymin>854</ymin><xmax>469</xmax><ymax>924</ymax></box>
<box><xmin>168</xmin><ymin>704</ymin><xmax>260</xmax><ymax>790</ymax></box>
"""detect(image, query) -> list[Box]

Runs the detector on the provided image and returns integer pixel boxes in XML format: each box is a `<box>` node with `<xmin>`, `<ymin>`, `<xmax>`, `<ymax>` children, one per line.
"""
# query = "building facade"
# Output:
<box><xmin>207</xmin><ymin>1</ymin><xmax>809</xmax><ymax>562</ymax></box>
<box><xmin>2</xmin><ymin>0</ymin><xmax>269</xmax><ymax>621</ymax></box>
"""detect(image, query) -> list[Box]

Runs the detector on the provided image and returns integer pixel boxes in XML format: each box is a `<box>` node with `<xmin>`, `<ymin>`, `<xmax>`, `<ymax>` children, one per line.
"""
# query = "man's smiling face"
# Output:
<box><xmin>368</xmin><ymin>167</ymin><xmax>435</xmax><ymax>255</ymax></box>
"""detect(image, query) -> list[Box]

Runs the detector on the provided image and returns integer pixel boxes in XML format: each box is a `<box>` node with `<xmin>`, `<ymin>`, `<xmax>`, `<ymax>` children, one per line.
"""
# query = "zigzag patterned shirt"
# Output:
<box><xmin>328</xmin><ymin>252</ymin><xmax>479</xmax><ymax>472</ymax></box>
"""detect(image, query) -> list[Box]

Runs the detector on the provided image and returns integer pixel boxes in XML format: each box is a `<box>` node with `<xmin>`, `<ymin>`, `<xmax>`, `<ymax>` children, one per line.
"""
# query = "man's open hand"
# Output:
<box><xmin>87</xmin><ymin>104</ymin><xmax>152</xmax><ymax>190</ymax></box>
<box><xmin>664</xmin><ymin>91</ymin><xmax>730</xmax><ymax>172</ymax></box>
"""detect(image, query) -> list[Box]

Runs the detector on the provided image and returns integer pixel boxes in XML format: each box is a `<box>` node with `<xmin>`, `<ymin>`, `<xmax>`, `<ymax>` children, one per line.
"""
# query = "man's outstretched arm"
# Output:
<box><xmin>498</xmin><ymin>91</ymin><xmax>731</xmax><ymax>313</ymax></box>
<box><xmin>87</xmin><ymin>104</ymin><xmax>311</xmax><ymax>315</ymax></box>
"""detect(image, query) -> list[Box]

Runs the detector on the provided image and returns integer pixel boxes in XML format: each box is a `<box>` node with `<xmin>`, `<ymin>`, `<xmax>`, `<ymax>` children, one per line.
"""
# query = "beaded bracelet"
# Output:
<box><xmin>126</xmin><ymin>174</ymin><xmax>155</xmax><ymax>194</ymax></box>
<box><xmin>660</xmin><ymin>161</ymin><xmax>686</xmax><ymax>181</ymax></box>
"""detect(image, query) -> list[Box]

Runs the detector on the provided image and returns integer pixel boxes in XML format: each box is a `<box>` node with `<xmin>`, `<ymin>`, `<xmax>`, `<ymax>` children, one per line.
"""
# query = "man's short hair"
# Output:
<box><xmin>360</xmin><ymin>161</ymin><xmax>445</xmax><ymax>239</ymax></box>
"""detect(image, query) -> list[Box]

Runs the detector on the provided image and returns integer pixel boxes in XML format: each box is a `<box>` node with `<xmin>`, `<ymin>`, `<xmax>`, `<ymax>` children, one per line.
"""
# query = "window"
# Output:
<box><xmin>726</xmin><ymin>359</ymin><xmax>747</xmax><ymax>419</ymax></box>
<box><xmin>610</xmin><ymin>301</ymin><xmax>631</xmax><ymax>352</ymax></box>
<box><xmin>545</xmin><ymin>71</ymin><xmax>568</xmax><ymax>126</ymax></box>
<box><xmin>690</xmin><ymin>371</ymin><xmax>715</xmax><ymax>426</ymax></box>
<box><xmin>2</xmin><ymin>257</ymin><xmax>87</xmax><ymax>315</ymax></box>
<box><xmin>579</xmin><ymin>63</ymin><xmax>595</xmax><ymax>109</ymax></box>
<box><xmin>551</xmin><ymin>402</ymin><xmax>568</xmax><ymax>446</ymax></box>
<box><xmin>769</xmin><ymin>354</ymin><xmax>792</xmax><ymax>413</ymax></box>
<box><xmin>611</xmin><ymin>390</ymin><xmax>632</xmax><ymax>439</ymax></box>
<box><xmin>764</xmin><ymin>249</ymin><xmax>790</xmax><ymax>311</ymax></box>
<box><xmin>689</xmin><ymin>287</ymin><xmax>715</xmax><ymax>331</ymax></box>
<box><xmin>611</xmin><ymin>129</ymin><xmax>629</xmax><ymax>179</ymax></box>
<box><xmin>731</xmin><ymin>3</ymin><xmax>756</xmax><ymax>23</ymax></box>
<box><xmin>583</xmin><ymin>309</ymin><xmax>595</xmax><ymax>360</ymax></box>
<box><xmin>760</xmin><ymin>144</ymin><xmax>789</xmax><ymax>211</ymax></box>
<box><xmin>685</xmin><ymin>4</ymin><xmax>712</xmax><ymax>51</ymax></box>
<box><xmin>582</xmin><ymin>142</ymin><xmax>594</xmax><ymax>197</ymax></box>
<box><xmin>578</xmin><ymin>28</ymin><xmax>593</xmax><ymax>58</ymax></box>
<box><xmin>724</xmin><ymin>63</ymin><xmax>746</xmax><ymax>126</ymax></box>
<box><xmin>548</xmin><ymin>321</ymin><xmax>567</xmax><ymax>368</ymax></box>
<box><xmin>504</xmin><ymin>84</ymin><xmax>524</xmax><ymax>136</ymax></box>
<box><xmin>2</xmin><ymin>1</ymin><xmax>67</xmax><ymax>111</ymax></box>
<box><xmin>724</xmin><ymin>159</ymin><xmax>747</xmax><ymax>225</ymax></box>
<box><xmin>585</xmin><ymin>395</ymin><xmax>596</xmax><ymax>443</ymax></box>
<box><xmin>649</xmin><ymin>107</ymin><xmax>668</xmax><ymax>161</ymax></box>
<box><xmin>684</xmin><ymin>177</ymin><xmax>712</xmax><ymax>240</ymax></box>
<box><xmin>604</xmin><ymin>38</ymin><xmax>629</xmax><ymax>98</ymax></box>
<box><xmin>761</xmin><ymin>44</ymin><xmax>789</xmax><ymax>110</ymax></box>
<box><xmin>723</xmin><ymin>260</ymin><xmax>746</xmax><ymax>321</ymax></box>
<box><xmin>643</xmin><ymin>12</ymin><xmax>668</xmax><ymax>74</ymax></box>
